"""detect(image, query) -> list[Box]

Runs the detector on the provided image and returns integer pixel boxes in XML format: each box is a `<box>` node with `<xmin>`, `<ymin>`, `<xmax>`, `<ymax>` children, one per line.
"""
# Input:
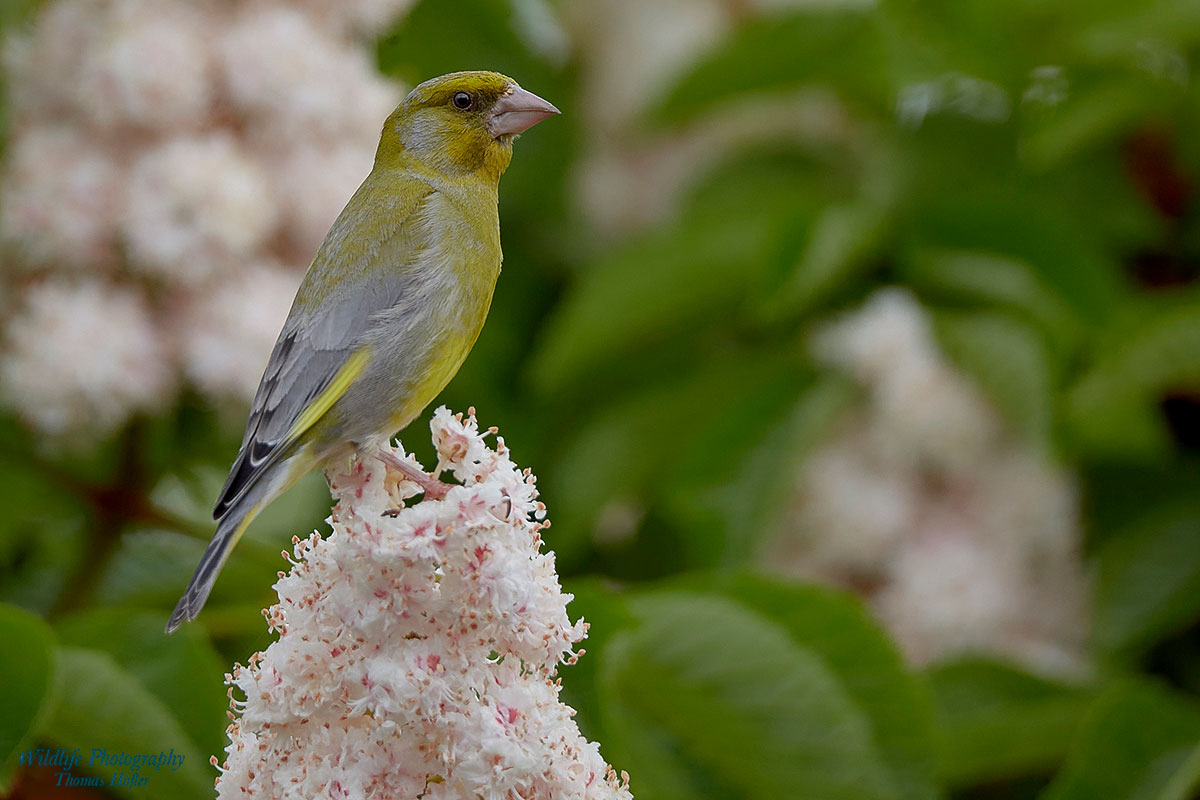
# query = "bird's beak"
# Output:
<box><xmin>488</xmin><ymin>87</ymin><xmax>560</xmax><ymax>138</ymax></box>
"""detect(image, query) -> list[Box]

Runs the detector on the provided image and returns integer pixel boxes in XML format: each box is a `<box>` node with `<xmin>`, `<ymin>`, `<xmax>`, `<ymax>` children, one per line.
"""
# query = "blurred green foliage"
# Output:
<box><xmin>5</xmin><ymin>0</ymin><xmax>1200</xmax><ymax>797</ymax></box>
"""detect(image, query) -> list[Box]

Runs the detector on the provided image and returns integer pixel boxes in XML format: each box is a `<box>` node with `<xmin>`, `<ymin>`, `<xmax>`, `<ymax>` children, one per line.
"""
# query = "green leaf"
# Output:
<box><xmin>93</xmin><ymin>530</ymin><xmax>209</xmax><ymax>608</ymax></box>
<box><xmin>1064</xmin><ymin>394</ymin><xmax>1174</xmax><ymax>460</ymax></box>
<box><xmin>146</xmin><ymin>466</ymin><xmax>229</xmax><ymax>533</ymax></box>
<box><xmin>1022</xmin><ymin>77</ymin><xmax>1175</xmax><ymax>170</ymax></box>
<box><xmin>933</xmin><ymin>310</ymin><xmax>1054</xmax><ymax>442</ymax></box>
<box><xmin>38</xmin><ymin>647</ymin><xmax>212</xmax><ymax>800</ymax></box>
<box><xmin>93</xmin><ymin>528</ymin><xmax>279</xmax><ymax>623</ymax></box>
<box><xmin>901</xmin><ymin>248</ymin><xmax>1083</xmax><ymax>354</ymax></box>
<box><xmin>875</xmin><ymin>0</ymin><xmax>1061</xmax><ymax>90</ymax></box>
<box><xmin>1066</xmin><ymin>295</ymin><xmax>1200</xmax><ymax>457</ymax></box>
<box><xmin>543</xmin><ymin>352</ymin><xmax>806</xmax><ymax>571</ymax></box>
<box><xmin>1074</xmin><ymin>1</ymin><xmax>1200</xmax><ymax>57</ymax></box>
<box><xmin>529</xmin><ymin>147</ymin><xmax>828</xmax><ymax>399</ymax></box>
<box><xmin>714</xmin><ymin>575</ymin><xmax>942</xmax><ymax>800</ymax></box>
<box><xmin>683</xmin><ymin>146</ymin><xmax>836</xmax><ymax>223</ymax></box>
<box><xmin>929</xmin><ymin>659</ymin><xmax>1094</xmax><ymax>787</ymax></box>
<box><xmin>1129</xmin><ymin>741</ymin><xmax>1200</xmax><ymax>800</ymax></box>
<box><xmin>0</xmin><ymin>604</ymin><xmax>56</xmax><ymax>793</ymax></box>
<box><xmin>654</xmin><ymin>10</ymin><xmax>887</xmax><ymax>124</ymax></box>
<box><xmin>600</xmin><ymin>632</ymin><xmax>719</xmax><ymax>800</ymax></box>
<box><xmin>662</xmin><ymin>374</ymin><xmax>855</xmax><ymax>567</ymax></box>
<box><xmin>1043</xmin><ymin>680</ymin><xmax>1200</xmax><ymax>800</ymax></box>
<box><xmin>94</xmin><ymin>469</ymin><xmax>323</xmax><ymax>620</ymax></box>
<box><xmin>0</xmin><ymin>517</ymin><xmax>86</xmax><ymax>616</ymax></box>
<box><xmin>598</xmin><ymin>590</ymin><xmax>903</xmax><ymax>800</ymax></box>
<box><xmin>0</xmin><ymin>459</ymin><xmax>89</xmax><ymax>615</ymax></box>
<box><xmin>903</xmin><ymin>179</ymin><xmax>1124</xmax><ymax>326</ymax></box>
<box><xmin>554</xmin><ymin>579</ymin><xmax>636</xmax><ymax>749</ymax></box>
<box><xmin>530</xmin><ymin>209</ymin><xmax>781</xmax><ymax>395</ymax></box>
<box><xmin>1081</xmin><ymin>462</ymin><xmax>1200</xmax><ymax>548</ymax></box>
<box><xmin>0</xmin><ymin>0</ymin><xmax>41</xmax><ymax>30</ymax></box>
<box><xmin>1070</xmin><ymin>296</ymin><xmax>1200</xmax><ymax>415</ymax></box>
<box><xmin>55</xmin><ymin>610</ymin><xmax>228</xmax><ymax>758</ymax></box>
<box><xmin>1093</xmin><ymin>502</ymin><xmax>1200</xmax><ymax>659</ymax></box>
<box><xmin>762</xmin><ymin>200</ymin><xmax>893</xmax><ymax>324</ymax></box>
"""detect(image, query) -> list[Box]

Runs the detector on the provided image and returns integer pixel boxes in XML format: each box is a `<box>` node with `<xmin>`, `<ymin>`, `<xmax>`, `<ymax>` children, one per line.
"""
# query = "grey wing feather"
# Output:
<box><xmin>210</xmin><ymin>323</ymin><xmax>349</xmax><ymax>519</ymax></box>
<box><xmin>212</xmin><ymin>186</ymin><xmax>435</xmax><ymax>520</ymax></box>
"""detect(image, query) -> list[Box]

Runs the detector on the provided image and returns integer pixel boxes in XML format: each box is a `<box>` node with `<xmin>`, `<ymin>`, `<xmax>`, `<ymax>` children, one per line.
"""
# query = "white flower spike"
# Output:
<box><xmin>217</xmin><ymin>408</ymin><xmax>633</xmax><ymax>800</ymax></box>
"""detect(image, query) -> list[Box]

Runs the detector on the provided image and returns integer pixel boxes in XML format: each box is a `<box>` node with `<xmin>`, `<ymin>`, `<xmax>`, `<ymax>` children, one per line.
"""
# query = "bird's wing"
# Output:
<box><xmin>213</xmin><ymin>176</ymin><xmax>436</xmax><ymax>519</ymax></box>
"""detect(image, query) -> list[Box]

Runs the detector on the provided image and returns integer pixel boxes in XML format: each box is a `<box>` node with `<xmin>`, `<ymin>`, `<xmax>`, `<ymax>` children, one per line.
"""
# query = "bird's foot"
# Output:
<box><xmin>377</xmin><ymin>450</ymin><xmax>451</xmax><ymax>503</ymax></box>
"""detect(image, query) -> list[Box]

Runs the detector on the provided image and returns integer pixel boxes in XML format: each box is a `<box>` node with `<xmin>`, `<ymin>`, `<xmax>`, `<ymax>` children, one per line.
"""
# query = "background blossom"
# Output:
<box><xmin>1</xmin><ymin>279</ymin><xmax>173</xmax><ymax>436</ymax></box>
<box><xmin>0</xmin><ymin>0</ymin><xmax>409</xmax><ymax>434</ymax></box>
<box><xmin>769</xmin><ymin>290</ymin><xmax>1088</xmax><ymax>675</ymax></box>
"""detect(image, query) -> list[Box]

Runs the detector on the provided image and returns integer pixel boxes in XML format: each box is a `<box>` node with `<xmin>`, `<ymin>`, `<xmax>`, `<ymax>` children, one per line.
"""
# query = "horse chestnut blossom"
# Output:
<box><xmin>0</xmin><ymin>0</ymin><xmax>409</xmax><ymax>438</ymax></box>
<box><xmin>769</xmin><ymin>289</ymin><xmax>1088</xmax><ymax>676</ymax></box>
<box><xmin>217</xmin><ymin>409</ymin><xmax>633</xmax><ymax>800</ymax></box>
<box><xmin>0</xmin><ymin>279</ymin><xmax>173</xmax><ymax>436</ymax></box>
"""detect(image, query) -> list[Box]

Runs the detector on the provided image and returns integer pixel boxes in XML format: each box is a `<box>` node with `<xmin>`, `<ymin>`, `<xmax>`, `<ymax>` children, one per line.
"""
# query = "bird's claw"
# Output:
<box><xmin>377</xmin><ymin>451</ymin><xmax>451</xmax><ymax>501</ymax></box>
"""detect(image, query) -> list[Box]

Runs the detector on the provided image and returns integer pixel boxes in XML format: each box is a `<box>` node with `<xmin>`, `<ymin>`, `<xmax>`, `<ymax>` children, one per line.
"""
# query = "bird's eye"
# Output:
<box><xmin>451</xmin><ymin>91</ymin><xmax>473</xmax><ymax>110</ymax></box>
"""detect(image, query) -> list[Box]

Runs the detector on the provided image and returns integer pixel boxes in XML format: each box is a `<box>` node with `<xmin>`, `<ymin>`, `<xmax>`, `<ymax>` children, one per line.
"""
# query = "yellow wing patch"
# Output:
<box><xmin>287</xmin><ymin>348</ymin><xmax>371</xmax><ymax>441</ymax></box>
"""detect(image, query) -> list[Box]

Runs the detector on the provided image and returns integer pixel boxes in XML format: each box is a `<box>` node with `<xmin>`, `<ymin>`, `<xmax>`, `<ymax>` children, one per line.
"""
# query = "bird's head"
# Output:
<box><xmin>377</xmin><ymin>71</ymin><xmax>559</xmax><ymax>182</ymax></box>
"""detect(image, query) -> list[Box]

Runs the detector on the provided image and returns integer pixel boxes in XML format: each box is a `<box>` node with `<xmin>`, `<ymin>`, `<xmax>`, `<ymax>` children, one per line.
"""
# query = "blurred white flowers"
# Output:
<box><xmin>1</xmin><ymin>125</ymin><xmax>123</xmax><ymax>268</ymax></box>
<box><xmin>0</xmin><ymin>0</ymin><xmax>411</xmax><ymax>437</ymax></box>
<box><xmin>178</xmin><ymin>262</ymin><xmax>299</xmax><ymax>400</ymax></box>
<box><xmin>770</xmin><ymin>289</ymin><xmax>1089</xmax><ymax>676</ymax></box>
<box><xmin>125</xmin><ymin>134</ymin><xmax>278</xmax><ymax>284</ymax></box>
<box><xmin>218</xmin><ymin>409</ymin><xmax>632</xmax><ymax>800</ymax></box>
<box><xmin>0</xmin><ymin>280</ymin><xmax>172</xmax><ymax>435</ymax></box>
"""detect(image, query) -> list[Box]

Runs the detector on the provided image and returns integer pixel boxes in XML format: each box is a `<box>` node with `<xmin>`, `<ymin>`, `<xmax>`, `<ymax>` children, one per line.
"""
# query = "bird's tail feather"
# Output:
<box><xmin>167</xmin><ymin>449</ymin><xmax>316</xmax><ymax>633</ymax></box>
<box><xmin>166</xmin><ymin>500</ymin><xmax>262</xmax><ymax>633</ymax></box>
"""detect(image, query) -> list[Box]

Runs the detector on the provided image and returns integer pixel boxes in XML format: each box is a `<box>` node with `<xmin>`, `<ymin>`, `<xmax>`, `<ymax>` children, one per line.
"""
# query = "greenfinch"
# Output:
<box><xmin>167</xmin><ymin>71</ymin><xmax>558</xmax><ymax>633</ymax></box>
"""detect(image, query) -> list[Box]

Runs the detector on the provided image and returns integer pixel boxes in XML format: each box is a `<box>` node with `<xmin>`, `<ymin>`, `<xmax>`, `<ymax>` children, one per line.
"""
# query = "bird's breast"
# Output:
<box><xmin>351</xmin><ymin>189</ymin><xmax>502</xmax><ymax>436</ymax></box>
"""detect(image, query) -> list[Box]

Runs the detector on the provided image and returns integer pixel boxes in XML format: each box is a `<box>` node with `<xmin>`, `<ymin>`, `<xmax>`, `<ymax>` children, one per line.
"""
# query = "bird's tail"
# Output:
<box><xmin>166</xmin><ymin>497</ymin><xmax>263</xmax><ymax>634</ymax></box>
<box><xmin>167</xmin><ymin>449</ymin><xmax>317</xmax><ymax>633</ymax></box>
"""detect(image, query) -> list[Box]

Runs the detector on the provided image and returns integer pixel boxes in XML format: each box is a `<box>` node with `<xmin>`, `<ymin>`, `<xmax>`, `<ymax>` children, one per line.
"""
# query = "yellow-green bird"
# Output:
<box><xmin>166</xmin><ymin>71</ymin><xmax>558</xmax><ymax>633</ymax></box>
